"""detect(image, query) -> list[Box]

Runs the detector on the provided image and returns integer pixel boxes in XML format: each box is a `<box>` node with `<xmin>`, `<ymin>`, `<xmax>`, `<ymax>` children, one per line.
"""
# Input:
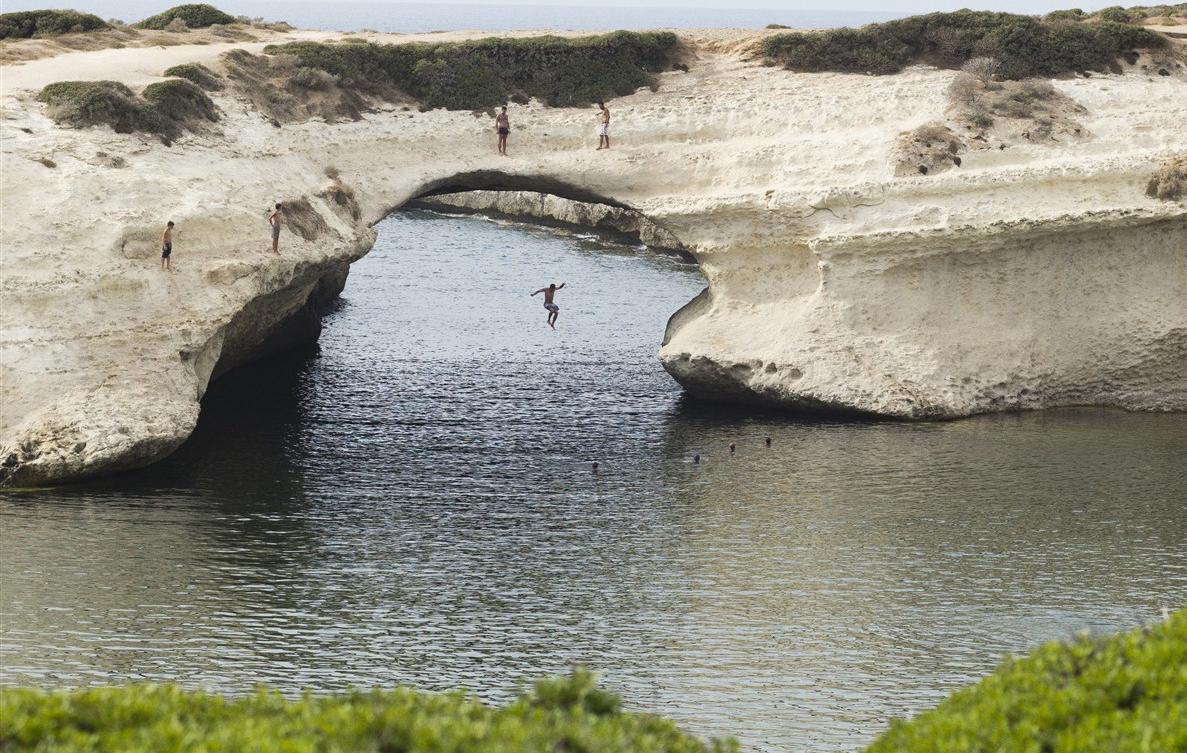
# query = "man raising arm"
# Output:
<box><xmin>530</xmin><ymin>282</ymin><xmax>566</xmax><ymax>329</ymax></box>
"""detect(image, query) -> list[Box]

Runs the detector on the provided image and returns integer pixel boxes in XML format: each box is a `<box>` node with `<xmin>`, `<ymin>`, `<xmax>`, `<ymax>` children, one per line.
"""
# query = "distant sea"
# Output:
<box><xmin>0</xmin><ymin>0</ymin><xmax>900</xmax><ymax>32</ymax></box>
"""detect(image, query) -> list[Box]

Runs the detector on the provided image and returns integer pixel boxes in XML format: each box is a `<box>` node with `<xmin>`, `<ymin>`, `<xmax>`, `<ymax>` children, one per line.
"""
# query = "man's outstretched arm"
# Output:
<box><xmin>556</xmin><ymin>283</ymin><xmax>566</xmax><ymax>290</ymax></box>
<box><xmin>530</xmin><ymin>288</ymin><xmax>546</xmax><ymax>296</ymax></box>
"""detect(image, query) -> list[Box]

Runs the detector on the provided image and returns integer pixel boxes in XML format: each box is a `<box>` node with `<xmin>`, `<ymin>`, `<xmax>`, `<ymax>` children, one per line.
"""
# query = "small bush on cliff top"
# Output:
<box><xmin>142</xmin><ymin>78</ymin><xmax>218</xmax><ymax>122</ymax></box>
<box><xmin>0</xmin><ymin>9</ymin><xmax>108</xmax><ymax>39</ymax></box>
<box><xmin>38</xmin><ymin>81</ymin><xmax>169</xmax><ymax>135</ymax></box>
<box><xmin>134</xmin><ymin>3</ymin><xmax>235</xmax><ymax>29</ymax></box>
<box><xmin>0</xmin><ymin>670</ymin><xmax>736</xmax><ymax>753</ymax></box>
<box><xmin>38</xmin><ymin>78</ymin><xmax>216</xmax><ymax>142</ymax></box>
<box><xmin>865</xmin><ymin>608</ymin><xmax>1187</xmax><ymax>753</ymax></box>
<box><xmin>163</xmin><ymin>62</ymin><xmax>224</xmax><ymax>90</ymax></box>
<box><xmin>266</xmin><ymin>31</ymin><xmax>679</xmax><ymax>109</ymax></box>
<box><xmin>762</xmin><ymin>9</ymin><xmax>1168</xmax><ymax>78</ymax></box>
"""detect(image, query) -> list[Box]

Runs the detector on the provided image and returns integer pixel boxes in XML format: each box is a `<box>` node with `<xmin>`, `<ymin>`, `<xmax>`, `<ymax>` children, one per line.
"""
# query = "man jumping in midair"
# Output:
<box><xmin>531</xmin><ymin>282</ymin><xmax>566</xmax><ymax>329</ymax></box>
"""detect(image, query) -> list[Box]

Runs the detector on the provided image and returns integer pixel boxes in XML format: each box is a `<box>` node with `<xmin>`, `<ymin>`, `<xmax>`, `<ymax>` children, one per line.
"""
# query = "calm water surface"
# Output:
<box><xmin>2</xmin><ymin>211</ymin><xmax>1186</xmax><ymax>752</ymax></box>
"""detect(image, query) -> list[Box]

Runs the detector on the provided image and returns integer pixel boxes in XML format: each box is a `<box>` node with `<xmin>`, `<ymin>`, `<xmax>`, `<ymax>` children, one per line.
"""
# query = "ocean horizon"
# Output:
<box><xmin>0</xmin><ymin>0</ymin><xmax>900</xmax><ymax>32</ymax></box>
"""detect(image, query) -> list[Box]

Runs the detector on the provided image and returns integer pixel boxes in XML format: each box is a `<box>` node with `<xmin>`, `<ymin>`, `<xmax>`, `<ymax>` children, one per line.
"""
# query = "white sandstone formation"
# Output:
<box><xmin>415</xmin><ymin>190</ymin><xmax>688</xmax><ymax>254</ymax></box>
<box><xmin>1</xmin><ymin>28</ymin><xmax>1185</xmax><ymax>485</ymax></box>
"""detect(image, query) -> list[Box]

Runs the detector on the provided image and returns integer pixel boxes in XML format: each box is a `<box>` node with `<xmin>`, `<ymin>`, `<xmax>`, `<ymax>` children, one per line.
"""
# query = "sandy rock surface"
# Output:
<box><xmin>415</xmin><ymin>190</ymin><xmax>688</xmax><ymax>253</ymax></box>
<box><xmin>1</xmin><ymin>29</ymin><xmax>1185</xmax><ymax>485</ymax></box>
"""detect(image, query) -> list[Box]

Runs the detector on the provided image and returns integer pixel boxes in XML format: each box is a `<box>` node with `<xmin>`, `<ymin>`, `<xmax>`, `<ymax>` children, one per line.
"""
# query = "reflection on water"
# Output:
<box><xmin>2</xmin><ymin>211</ymin><xmax>1185</xmax><ymax>753</ymax></box>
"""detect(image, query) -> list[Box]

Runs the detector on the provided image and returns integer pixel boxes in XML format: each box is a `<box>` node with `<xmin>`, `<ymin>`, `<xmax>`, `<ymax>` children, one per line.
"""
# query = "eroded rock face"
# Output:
<box><xmin>414</xmin><ymin>190</ymin><xmax>688</xmax><ymax>255</ymax></box>
<box><xmin>661</xmin><ymin>215</ymin><xmax>1187</xmax><ymax>417</ymax></box>
<box><xmin>1</xmin><ymin>32</ymin><xmax>1185</xmax><ymax>485</ymax></box>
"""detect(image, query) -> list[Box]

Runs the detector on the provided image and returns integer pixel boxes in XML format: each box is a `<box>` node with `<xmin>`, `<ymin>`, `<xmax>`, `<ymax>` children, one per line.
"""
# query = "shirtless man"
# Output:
<box><xmin>160</xmin><ymin>221</ymin><xmax>174</xmax><ymax>270</ymax></box>
<box><xmin>268</xmin><ymin>203</ymin><xmax>282</xmax><ymax>254</ymax></box>
<box><xmin>596</xmin><ymin>102</ymin><xmax>610</xmax><ymax>150</ymax></box>
<box><xmin>495</xmin><ymin>106</ymin><xmax>510</xmax><ymax>156</ymax></box>
<box><xmin>530</xmin><ymin>282</ymin><xmax>566</xmax><ymax>329</ymax></box>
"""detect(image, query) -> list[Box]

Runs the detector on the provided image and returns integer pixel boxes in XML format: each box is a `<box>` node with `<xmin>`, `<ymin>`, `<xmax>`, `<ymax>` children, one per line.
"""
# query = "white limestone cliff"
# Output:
<box><xmin>1</xmin><ymin>28</ymin><xmax>1185</xmax><ymax>485</ymax></box>
<box><xmin>413</xmin><ymin>190</ymin><xmax>689</xmax><ymax>255</ymax></box>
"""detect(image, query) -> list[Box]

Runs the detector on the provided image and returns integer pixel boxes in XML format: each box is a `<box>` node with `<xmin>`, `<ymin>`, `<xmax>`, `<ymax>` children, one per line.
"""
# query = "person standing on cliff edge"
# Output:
<box><xmin>495</xmin><ymin>106</ymin><xmax>510</xmax><ymax>156</ymax></box>
<box><xmin>596</xmin><ymin>102</ymin><xmax>610</xmax><ymax>150</ymax></box>
<box><xmin>531</xmin><ymin>282</ymin><xmax>566</xmax><ymax>329</ymax></box>
<box><xmin>268</xmin><ymin>203</ymin><xmax>282</xmax><ymax>254</ymax></box>
<box><xmin>160</xmin><ymin>221</ymin><xmax>174</xmax><ymax>270</ymax></box>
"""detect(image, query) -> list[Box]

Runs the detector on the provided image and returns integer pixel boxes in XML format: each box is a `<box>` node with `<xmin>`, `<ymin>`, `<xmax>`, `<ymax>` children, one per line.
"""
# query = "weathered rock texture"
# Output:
<box><xmin>414</xmin><ymin>190</ymin><xmax>689</xmax><ymax>255</ymax></box>
<box><xmin>1</xmin><ymin>28</ymin><xmax>1185</xmax><ymax>485</ymax></box>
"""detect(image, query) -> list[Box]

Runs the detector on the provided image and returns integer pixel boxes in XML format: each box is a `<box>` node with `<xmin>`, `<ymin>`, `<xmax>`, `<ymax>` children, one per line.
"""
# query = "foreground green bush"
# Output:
<box><xmin>0</xmin><ymin>9</ymin><xmax>108</xmax><ymax>39</ymax></box>
<box><xmin>0</xmin><ymin>670</ymin><xmax>734</xmax><ymax>753</ymax></box>
<box><xmin>134</xmin><ymin>3</ymin><xmax>235</xmax><ymax>29</ymax></box>
<box><xmin>267</xmin><ymin>31</ymin><xmax>679</xmax><ymax>110</ymax></box>
<box><xmin>866</xmin><ymin>609</ymin><xmax>1187</xmax><ymax>753</ymax></box>
<box><xmin>762</xmin><ymin>9</ymin><xmax>1168</xmax><ymax>77</ymax></box>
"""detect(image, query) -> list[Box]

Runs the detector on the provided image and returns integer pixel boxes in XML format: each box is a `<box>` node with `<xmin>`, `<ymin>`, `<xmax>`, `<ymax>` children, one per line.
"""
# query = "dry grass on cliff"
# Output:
<box><xmin>279</xmin><ymin>198</ymin><xmax>332</xmax><ymax>240</ymax></box>
<box><xmin>220</xmin><ymin>48</ymin><xmax>373</xmax><ymax>124</ymax></box>
<box><xmin>317</xmin><ymin>177</ymin><xmax>362</xmax><ymax>221</ymax></box>
<box><xmin>946</xmin><ymin>68</ymin><xmax>1089</xmax><ymax>145</ymax></box>
<box><xmin>0</xmin><ymin>23</ymin><xmax>260</xmax><ymax>65</ymax></box>
<box><xmin>893</xmin><ymin>123</ymin><xmax>966</xmax><ymax>176</ymax></box>
<box><xmin>1146</xmin><ymin>155</ymin><xmax>1187</xmax><ymax>200</ymax></box>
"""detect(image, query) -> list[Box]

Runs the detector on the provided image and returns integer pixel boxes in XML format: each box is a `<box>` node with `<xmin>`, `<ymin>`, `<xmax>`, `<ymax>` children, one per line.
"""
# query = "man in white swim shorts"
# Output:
<box><xmin>530</xmin><ymin>282</ymin><xmax>566</xmax><ymax>329</ymax></box>
<box><xmin>596</xmin><ymin>102</ymin><xmax>610</xmax><ymax>150</ymax></box>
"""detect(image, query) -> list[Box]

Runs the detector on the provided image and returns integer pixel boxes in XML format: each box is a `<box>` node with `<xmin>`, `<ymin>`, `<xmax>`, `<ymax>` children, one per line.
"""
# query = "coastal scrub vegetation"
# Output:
<box><xmin>865</xmin><ymin>609</ymin><xmax>1187</xmax><ymax>753</ymax></box>
<box><xmin>134</xmin><ymin>3</ymin><xmax>236</xmax><ymax>30</ymax></box>
<box><xmin>1146</xmin><ymin>154</ymin><xmax>1187</xmax><ymax>200</ymax></box>
<box><xmin>265</xmin><ymin>31</ymin><xmax>680</xmax><ymax>110</ymax></box>
<box><xmin>143</xmin><ymin>78</ymin><xmax>219</xmax><ymax>123</ymax></box>
<box><xmin>1047</xmin><ymin>5</ymin><xmax>1187</xmax><ymax>22</ymax></box>
<box><xmin>37</xmin><ymin>78</ymin><xmax>216</xmax><ymax>143</ymax></box>
<box><xmin>761</xmin><ymin>10</ymin><xmax>1168</xmax><ymax>77</ymax></box>
<box><xmin>0</xmin><ymin>670</ymin><xmax>736</xmax><ymax>753</ymax></box>
<box><xmin>163</xmin><ymin>62</ymin><xmax>224</xmax><ymax>90</ymax></box>
<box><xmin>0</xmin><ymin>10</ymin><xmax>108</xmax><ymax>39</ymax></box>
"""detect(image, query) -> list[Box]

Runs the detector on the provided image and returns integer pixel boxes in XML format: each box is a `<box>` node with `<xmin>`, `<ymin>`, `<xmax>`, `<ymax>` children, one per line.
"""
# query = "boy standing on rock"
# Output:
<box><xmin>269</xmin><ymin>203</ymin><xmax>282</xmax><ymax>254</ymax></box>
<box><xmin>495</xmin><ymin>106</ymin><xmax>510</xmax><ymax>156</ymax></box>
<box><xmin>161</xmin><ymin>221</ymin><xmax>174</xmax><ymax>270</ymax></box>
<box><xmin>596</xmin><ymin>102</ymin><xmax>610</xmax><ymax>150</ymax></box>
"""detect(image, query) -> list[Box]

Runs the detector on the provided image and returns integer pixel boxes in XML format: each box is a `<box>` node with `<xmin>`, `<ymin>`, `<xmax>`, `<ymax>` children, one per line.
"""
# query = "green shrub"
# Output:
<box><xmin>163</xmin><ymin>62</ymin><xmax>223</xmax><ymax>90</ymax></box>
<box><xmin>37</xmin><ymin>80</ymin><xmax>169</xmax><ymax>136</ymax></box>
<box><xmin>142</xmin><ymin>78</ymin><xmax>218</xmax><ymax>122</ymax></box>
<box><xmin>1096</xmin><ymin>5</ymin><xmax>1134</xmax><ymax>22</ymax></box>
<box><xmin>134</xmin><ymin>3</ymin><xmax>235</xmax><ymax>30</ymax></box>
<box><xmin>866</xmin><ymin>609</ymin><xmax>1187</xmax><ymax>753</ymax></box>
<box><xmin>0</xmin><ymin>9</ymin><xmax>108</xmax><ymax>39</ymax></box>
<box><xmin>290</xmin><ymin>65</ymin><xmax>338</xmax><ymax>89</ymax></box>
<box><xmin>762</xmin><ymin>9</ymin><xmax>1168</xmax><ymax>78</ymax></box>
<box><xmin>1111</xmin><ymin>3</ymin><xmax>1187</xmax><ymax>20</ymax></box>
<box><xmin>38</xmin><ymin>78</ymin><xmax>216</xmax><ymax>142</ymax></box>
<box><xmin>1045</xmin><ymin>8</ymin><xmax>1085</xmax><ymax>22</ymax></box>
<box><xmin>266</xmin><ymin>30</ymin><xmax>680</xmax><ymax>109</ymax></box>
<box><xmin>0</xmin><ymin>670</ymin><xmax>736</xmax><ymax>753</ymax></box>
